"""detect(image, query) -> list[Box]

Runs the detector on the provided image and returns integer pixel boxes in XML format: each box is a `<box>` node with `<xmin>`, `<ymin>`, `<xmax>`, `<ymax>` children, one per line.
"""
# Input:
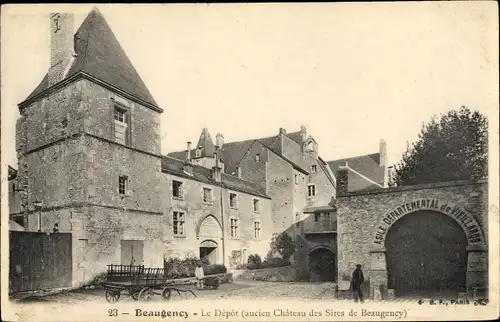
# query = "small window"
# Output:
<box><xmin>172</xmin><ymin>180</ymin><xmax>183</xmax><ymax>199</ymax></box>
<box><xmin>230</xmin><ymin>218</ymin><xmax>239</xmax><ymax>238</ymax></box>
<box><xmin>173</xmin><ymin>211</ymin><xmax>185</xmax><ymax>236</ymax></box>
<box><xmin>229</xmin><ymin>193</ymin><xmax>238</xmax><ymax>209</ymax></box>
<box><xmin>196</xmin><ymin>148</ymin><xmax>202</xmax><ymax>158</ymax></box>
<box><xmin>255</xmin><ymin>154</ymin><xmax>260</xmax><ymax>162</ymax></box>
<box><xmin>294</xmin><ymin>174</ymin><xmax>298</xmax><ymax>185</ymax></box>
<box><xmin>253</xmin><ymin>199</ymin><xmax>260</xmax><ymax>213</ymax></box>
<box><xmin>113</xmin><ymin>106</ymin><xmax>128</xmax><ymax>145</ymax></box>
<box><xmin>253</xmin><ymin>221</ymin><xmax>261</xmax><ymax>239</ymax></box>
<box><xmin>307</xmin><ymin>184</ymin><xmax>316</xmax><ymax>197</ymax></box>
<box><xmin>296</xmin><ymin>213</ymin><xmax>300</xmax><ymax>227</ymax></box>
<box><xmin>311</xmin><ymin>165</ymin><xmax>317</xmax><ymax>173</ymax></box>
<box><xmin>114</xmin><ymin>107</ymin><xmax>126</xmax><ymax>123</ymax></box>
<box><xmin>203</xmin><ymin>187</ymin><xmax>213</xmax><ymax>204</ymax></box>
<box><xmin>314</xmin><ymin>213</ymin><xmax>321</xmax><ymax>222</ymax></box>
<box><xmin>118</xmin><ymin>176</ymin><xmax>128</xmax><ymax>195</ymax></box>
<box><xmin>307</xmin><ymin>141</ymin><xmax>314</xmax><ymax>151</ymax></box>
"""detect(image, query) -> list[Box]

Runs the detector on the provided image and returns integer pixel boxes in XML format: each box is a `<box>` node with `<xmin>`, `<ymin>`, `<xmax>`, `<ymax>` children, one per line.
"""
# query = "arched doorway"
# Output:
<box><xmin>386</xmin><ymin>210</ymin><xmax>468</xmax><ymax>298</ymax></box>
<box><xmin>200</xmin><ymin>240</ymin><xmax>218</xmax><ymax>264</ymax></box>
<box><xmin>309</xmin><ymin>247</ymin><xmax>336</xmax><ymax>282</ymax></box>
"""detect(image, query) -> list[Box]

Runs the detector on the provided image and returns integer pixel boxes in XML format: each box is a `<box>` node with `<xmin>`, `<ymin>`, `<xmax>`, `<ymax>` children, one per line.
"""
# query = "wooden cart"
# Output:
<box><xmin>102</xmin><ymin>264</ymin><xmax>197</xmax><ymax>303</ymax></box>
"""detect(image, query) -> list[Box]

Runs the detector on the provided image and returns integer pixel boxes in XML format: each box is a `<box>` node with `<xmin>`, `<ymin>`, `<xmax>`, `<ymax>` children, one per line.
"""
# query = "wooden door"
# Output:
<box><xmin>121</xmin><ymin>240</ymin><xmax>144</xmax><ymax>265</ymax></box>
<box><xmin>386</xmin><ymin>211</ymin><xmax>467</xmax><ymax>297</ymax></box>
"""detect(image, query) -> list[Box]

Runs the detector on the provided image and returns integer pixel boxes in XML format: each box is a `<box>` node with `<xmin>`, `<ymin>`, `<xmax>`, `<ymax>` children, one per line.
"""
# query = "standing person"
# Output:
<box><xmin>195</xmin><ymin>262</ymin><xmax>205</xmax><ymax>290</ymax></box>
<box><xmin>351</xmin><ymin>264</ymin><xmax>364</xmax><ymax>303</ymax></box>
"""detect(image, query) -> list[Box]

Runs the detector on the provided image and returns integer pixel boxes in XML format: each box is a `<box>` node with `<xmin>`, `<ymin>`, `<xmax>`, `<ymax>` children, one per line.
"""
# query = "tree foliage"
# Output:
<box><xmin>265</xmin><ymin>232</ymin><xmax>295</xmax><ymax>261</ymax></box>
<box><xmin>394</xmin><ymin>106</ymin><xmax>488</xmax><ymax>186</ymax></box>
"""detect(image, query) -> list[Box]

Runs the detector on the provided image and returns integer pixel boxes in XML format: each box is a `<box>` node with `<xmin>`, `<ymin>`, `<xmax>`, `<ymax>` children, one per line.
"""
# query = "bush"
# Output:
<box><xmin>164</xmin><ymin>256</ymin><xmax>227</xmax><ymax>278</ymax></box>
<box><xmin>247</xmin><ymin>254</ymin><xmax>262</xmax><ymax>269</ymax></box>
<box><xmin>261</xmin><ymin>257</ymin><xmax>290</xmax><ymax>269</ymax></box>
<box><xmin>203</xmin><ymin>264</ymin><xmax>227</xmax><ymax>275</ymax></box>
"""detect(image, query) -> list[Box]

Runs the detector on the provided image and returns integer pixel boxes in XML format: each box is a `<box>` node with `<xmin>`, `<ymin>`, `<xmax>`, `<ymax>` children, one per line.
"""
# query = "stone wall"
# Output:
<box><xmin>266</xmin><ymin>152</ymin><xmax>295</xmax><ymax>233</ymax></box>
<box><xmin>233</xmin><ymin>266</ymin><xmax>296</xmax><ymax>282</ymax></box>
<box><xmin>337</xmin><ymin>180</ymin><xmax>488</xmax><ymax>298</ymax></box>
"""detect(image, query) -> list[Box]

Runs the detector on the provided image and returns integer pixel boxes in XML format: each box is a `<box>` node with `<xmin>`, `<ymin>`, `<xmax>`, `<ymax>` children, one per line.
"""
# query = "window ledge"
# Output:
<box><xmin>172</xmin><ymin>196</ymin><xmax>184</xmax><ymax>201</ymax></box>
<box><xmin>203</xmin><ymin>202</ymin><xmax>214</xmax><ymax>206</ymax></box>
<box><xmin>174</xmin><ymin>235</ymin><xmax>187</xmax><ymax>239</ymax></box>
<box><xmin>230</xmin><ymin>206</ymin><xmax>238</xmax><ymax>210</ymax></box>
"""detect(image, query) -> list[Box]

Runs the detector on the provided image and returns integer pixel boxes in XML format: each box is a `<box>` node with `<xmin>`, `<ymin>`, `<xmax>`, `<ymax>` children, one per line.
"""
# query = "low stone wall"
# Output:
<box><xmin>233</xmin><ymin>266</ymin><xmax>296</xmax><ymax>282</ymax></box>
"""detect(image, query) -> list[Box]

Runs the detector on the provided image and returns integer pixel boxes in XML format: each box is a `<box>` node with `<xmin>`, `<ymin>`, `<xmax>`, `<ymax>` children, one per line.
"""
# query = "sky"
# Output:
<box><xmin>1</xmin><ymin>3</ymin><xmax>498</xmax><ymax>172</ymax></box>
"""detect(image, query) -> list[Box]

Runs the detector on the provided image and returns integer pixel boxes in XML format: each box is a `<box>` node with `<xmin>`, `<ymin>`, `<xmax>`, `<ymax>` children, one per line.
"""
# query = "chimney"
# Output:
<box><xmin>236</xmin><ymin>166</ymin><xmax>242</xmax><ymax>179</ymax></box>
<box><xmin>379</xmin><ymin>139</ymin><xmax>387</xmax><ymax>167</ymax></box>
<box><xmin>48</xmin><ymin>13</ymin><xmax>75</xmax><ymax>86</ymax></box>
<box><xmin>279</xmin><ymin>127</ymin><xmax>287</xmax><ymax>135</ymax></box>
<box><xmin>216</xmin><ymin>133</ymin><xmax>224</xmax><ymax>148</ymax></box>
<box><xmin>300</xmin><ymin>125</ymin><xmax>307</xmax><ymax>142</ymax></box>
<box><xmin>387</xmin><ymin>166</ymin><xmax>396</xmax><ymax>187</ymax></box>
<box><xmin>185</xmin><ymin>141</ymin><xmax>192</xmax><ymax>163</ymax></box>
<box><xmin>212</xmin><ymin>149</ymin><xmax>222</xmax><ymax>182</ymax></box>
<box><xmin>336</xmin><ymin>169</ymin><xmax>349</xmax><ymax>196</ymax></box>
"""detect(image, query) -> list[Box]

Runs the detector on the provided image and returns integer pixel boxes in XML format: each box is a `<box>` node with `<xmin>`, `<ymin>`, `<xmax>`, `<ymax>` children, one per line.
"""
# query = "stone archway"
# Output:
<box><xmin>309</xmin><ymin>246</ymin><xmax>336</xmax><ymax>282</ymax></box>
<box><xmin>196</xmin><ymin>215</ymin><xmax>223</xmax><ymax>265</ymax></box>
<box><xmin>369</xmin><ymin>200</ymin><xmax>487</xmax><ymax>299</ymax></box>
<box><xmin>385</xmin><ymin>210</ymin><xmax>467</xmax><ymax>297</ymax></box>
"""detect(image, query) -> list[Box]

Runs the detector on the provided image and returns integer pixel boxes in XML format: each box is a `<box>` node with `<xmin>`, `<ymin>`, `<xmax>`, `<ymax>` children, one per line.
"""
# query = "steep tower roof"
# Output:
<box><xmin>20</xmin><ymin>9</ymin><xmax>160</xmax><ymax>110</ymax></box>
<box><xmin>195</xmin><ymin>128</ymin><xmax>216</xmax><ymax>157</ymax></box>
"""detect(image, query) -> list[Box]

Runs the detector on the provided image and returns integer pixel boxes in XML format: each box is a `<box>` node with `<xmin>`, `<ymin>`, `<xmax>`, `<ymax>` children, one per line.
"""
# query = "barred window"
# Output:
<box><xmin>307</xmin><ymin>184</ymin><xmax>316</xmax><ymax>197</ymax></box>
<box><xmin>173</xmin><ymin>211</ymin><xmax>185</xmax><ymax>236</ymax></box>
<box><xmin>118</xmin><ymin>176</ymin><xmax>128</xmax><ymax>195</ymax></box>
<box><xmin>253</xmin><ymin>221</ymin><xmax>261</xmax><ymax>239</ymax></box>
<box><xmin>172</xmin><ymin>180</ymin><xmax>183</xmax><ymax>199</ymax></box>
<box><xmin>230</xmin><ymin>218</ymin><xmax>239</xmax><ymax>238</ymax></box>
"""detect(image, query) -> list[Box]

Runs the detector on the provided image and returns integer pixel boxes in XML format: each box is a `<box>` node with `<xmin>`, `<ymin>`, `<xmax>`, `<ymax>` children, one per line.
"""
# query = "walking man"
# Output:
<box><xmin>351</xmin><ymin>264</ymin><xmax>364</xmax><ymax>303</ymax></box>
<box><xmin>195</xmin><ymin>262</ymin><xmax>205</xmax><ymax>290</ymax></box>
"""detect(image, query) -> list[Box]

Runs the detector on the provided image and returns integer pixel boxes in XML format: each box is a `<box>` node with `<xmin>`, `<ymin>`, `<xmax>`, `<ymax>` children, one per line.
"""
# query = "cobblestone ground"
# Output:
<box><xmin>12</xmin><ymin>281</ymin><xmax>421</xmax><ymax>304</ymax></box>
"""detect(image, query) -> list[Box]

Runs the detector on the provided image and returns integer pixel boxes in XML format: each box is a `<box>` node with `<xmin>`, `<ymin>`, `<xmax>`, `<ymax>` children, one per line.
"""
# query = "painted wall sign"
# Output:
<box><xmin>373</xmin><ymin>199</ymin><xmax>483</xmax><ymax>246</ymax></box>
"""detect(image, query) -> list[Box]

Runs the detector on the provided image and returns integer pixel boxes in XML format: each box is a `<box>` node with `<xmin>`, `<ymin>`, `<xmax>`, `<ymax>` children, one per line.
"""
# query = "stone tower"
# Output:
<box><xmin>15</xmin><ymin>9</ymin><xmax>164</xmax><ymax>286</ymax></box>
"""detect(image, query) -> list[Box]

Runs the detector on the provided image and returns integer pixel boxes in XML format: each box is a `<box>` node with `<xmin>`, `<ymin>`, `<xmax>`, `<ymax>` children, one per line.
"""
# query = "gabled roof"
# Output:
<box><xmin>327</xmin><ymin>153</ymin><xmax>385</xmax><ymax>185</ymax></box>
<box><xmin>161</xmin><ymin>156</ymin><xmax>270</xmax><ymax>199</ymax></box>
<box><xmin>167</xmin><ymin>130</ymin><xmax>305</xmax><ymax>175</ymax></box>
<box><xmin>20</xmin><ymin>9</ymin><xmax>159</xmax><ymax>109</ymax></box>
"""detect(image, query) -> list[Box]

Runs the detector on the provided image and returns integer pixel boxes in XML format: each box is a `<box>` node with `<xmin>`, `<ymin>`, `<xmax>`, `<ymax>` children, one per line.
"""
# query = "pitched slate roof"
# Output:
<box><xmin>21</xmin><ymin>9</ymin><xmax>159</xmax><ymax>109</ymax></box>
<box><xmin>195</xmin><ymin>128</ymin><xmax>216</xmax><ymax>158</ymax></box>
<box><xmin>327</xmin><ymin>153</ymin><xmax>385</xmax><ymax>185</ymax></box>
<box><xmin>161</xmin><ymin>156</ymin><xmax>270</xmax><ymax>199</ymax></box>
<box><xmin>167</xmin><ymin>130</ymin><xmax>304</xmax><ymax>175</ymax></box>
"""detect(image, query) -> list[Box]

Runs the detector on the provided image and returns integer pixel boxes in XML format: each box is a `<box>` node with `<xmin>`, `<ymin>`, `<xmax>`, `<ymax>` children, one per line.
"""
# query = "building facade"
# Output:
<box><xmin>9</xmin><ymin>9</ymin><xmax>337</xmax><ymax>286</ymax></box>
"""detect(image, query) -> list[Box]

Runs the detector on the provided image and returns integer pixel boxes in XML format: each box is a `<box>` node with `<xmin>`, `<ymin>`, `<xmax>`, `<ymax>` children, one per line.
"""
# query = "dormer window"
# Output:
<box><xmin>256</xmin><ymin>154</ymin><xmax>260</xmax><ymax>162</ymax></box>
<box><xmin>306</xmin><ymin>141</ymin><xmax>314</xmax><ymax>152</ymax></box>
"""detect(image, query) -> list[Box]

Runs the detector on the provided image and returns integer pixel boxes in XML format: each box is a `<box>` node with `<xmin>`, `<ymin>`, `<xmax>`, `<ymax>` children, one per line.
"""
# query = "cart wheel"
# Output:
<box><xmin>138</xmin><ymin>287</ymin><xmax>154</xmax><ymax>302</ymax></box>
<box><xmin>129</xmin><ymin>288</ymin><xmax>140</xmax><ymax>301</ymax></box>
<box><xmin>105</xmin><ymin>290</ymin><xmax>120</xmax><ymax>303</ymax></box>
<box><xmin>161</xmin><ymin>287</ymin><xmax>172</xmax><ymax>301</ymax></box>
